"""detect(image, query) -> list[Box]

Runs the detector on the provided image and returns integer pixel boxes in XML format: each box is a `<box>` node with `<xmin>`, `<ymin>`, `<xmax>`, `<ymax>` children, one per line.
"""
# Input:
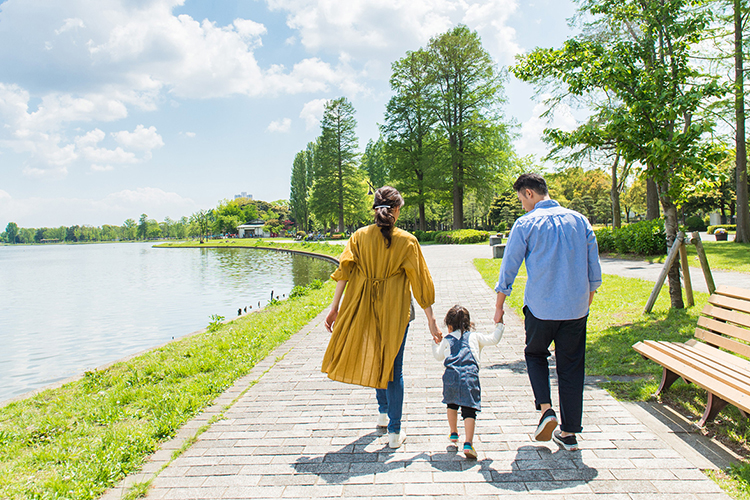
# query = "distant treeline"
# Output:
<box><xmin>1</xmin><ymin>197</ymin><xmax>292</xmax><ymax>244</ymax></box>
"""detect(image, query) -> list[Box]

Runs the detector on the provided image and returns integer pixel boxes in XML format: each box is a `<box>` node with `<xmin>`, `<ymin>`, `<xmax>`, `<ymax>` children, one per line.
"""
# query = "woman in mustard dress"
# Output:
<box><xmin>323</xmin><ymin>186</ymin><xmax>442</xmax><ymax>448</ymax></box>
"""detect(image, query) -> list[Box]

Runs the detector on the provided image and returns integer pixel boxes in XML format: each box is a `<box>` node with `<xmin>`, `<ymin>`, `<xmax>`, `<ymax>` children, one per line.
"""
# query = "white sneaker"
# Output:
<box><xmin>388</xmin><ymin>430</ymin><xmax>406</xmax><ymax>449</ymax></box>
<box><xmin>377</xmin><ymin>413</ymin><xmax>388</xmax><ymax>428</ymax></box>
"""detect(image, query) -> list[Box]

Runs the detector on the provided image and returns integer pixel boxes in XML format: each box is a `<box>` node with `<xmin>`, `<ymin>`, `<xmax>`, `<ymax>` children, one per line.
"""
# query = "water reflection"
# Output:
<box><xmin>0</xmin><ymin>243</ymin><xmax>335</xmax><ymax>403</ymax></box>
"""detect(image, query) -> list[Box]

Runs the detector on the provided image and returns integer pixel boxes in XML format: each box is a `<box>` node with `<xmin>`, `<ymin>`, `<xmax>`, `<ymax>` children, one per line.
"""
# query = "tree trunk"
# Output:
<box><xmin>452</xmin><ymin>153</ymin><xmax>464</xmax><ymax>230</ymax></box>
<box><xmin>611</xmin><ymin>153</ymin><xmax>622</xmax><ymax>228</ymax></box>
<box><xmin>660</xmin><ymin>182</ymin><xmax>684</xmax><ymax>309</ymax></box>
<box><xmin>646</xmin><ymin>174</ymin><xmax>660</xmax><ymax>220</ymax></box>
<box><xmin>734</xmin><ymin>0</ymin><xmax>750</xmax><ymax>242</ymax></box>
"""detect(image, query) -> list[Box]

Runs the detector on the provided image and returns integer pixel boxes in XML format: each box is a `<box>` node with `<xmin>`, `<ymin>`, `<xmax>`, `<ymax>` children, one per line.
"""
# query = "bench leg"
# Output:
<box><xmin>655</xmin><ymin>368</ymin><xmax>680</xmax><ymax>396</ymax></box>
<box><xmin>699</xmin><ymin>393</ymin><xmax>729</xmax><ymax>427</ymax></box>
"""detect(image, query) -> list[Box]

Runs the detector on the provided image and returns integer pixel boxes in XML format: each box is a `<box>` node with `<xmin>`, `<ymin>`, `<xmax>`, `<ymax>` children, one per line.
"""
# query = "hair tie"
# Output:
<box><xmin>373</xmin><ymin>205</ymin><xmax>391</xmax><ymax>209</ymax></box>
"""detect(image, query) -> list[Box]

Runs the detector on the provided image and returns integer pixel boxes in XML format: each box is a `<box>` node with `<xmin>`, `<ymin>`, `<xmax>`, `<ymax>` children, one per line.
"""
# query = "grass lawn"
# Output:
<box><xmin>608</xmin><ymin>240</ymin><xmax>750</xmax><ymax>274</ymax></box>
<box><xmin>0</xmin><ymin>278</ymin><xmax>336</xmax><ymax>500</ymax></box>
<box><xmin>474</xmin><ymin>257</ymin><xmax>750</xmax><ymax>499</ymax></box>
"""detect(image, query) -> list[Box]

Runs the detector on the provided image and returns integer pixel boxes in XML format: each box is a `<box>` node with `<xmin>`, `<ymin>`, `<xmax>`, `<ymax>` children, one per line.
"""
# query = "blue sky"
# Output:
<box><xmin>0</xmin><ymin>0</ymin><xmax>579</xmax><ymax>228</ymax></box>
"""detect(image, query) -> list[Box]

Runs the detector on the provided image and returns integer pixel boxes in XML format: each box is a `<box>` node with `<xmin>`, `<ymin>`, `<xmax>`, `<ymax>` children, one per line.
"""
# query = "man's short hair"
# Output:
<box><xmin>513</xmin><ymin>173</ymin><xmax>549</xmax><ymax>195</ymax></box>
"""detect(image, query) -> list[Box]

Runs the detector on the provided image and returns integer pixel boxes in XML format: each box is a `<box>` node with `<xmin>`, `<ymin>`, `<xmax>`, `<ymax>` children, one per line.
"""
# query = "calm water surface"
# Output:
<box><xmin>0</xmin><ymin>242</ymin><xmax>335</xmax><ymax>402</ymax></box>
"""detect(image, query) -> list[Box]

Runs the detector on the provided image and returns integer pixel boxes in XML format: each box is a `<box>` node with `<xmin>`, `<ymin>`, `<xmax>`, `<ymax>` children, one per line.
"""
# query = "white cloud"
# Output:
<box><xmin>266</xmin><ymin>0</ymin><xmax>521</xmax><ymax>65</ymax></box>
<box><xmin>55</xmin><ymin>18</ymin><xmax>85</xmax><ymax>35</ymax></box>
<box><xmin>267</xmin><ymin>118</ymin><xmax>292</xmax><ymax>133</ymax></box>
<box><xmin>300</xmin><ymin>98</ymin><xmax>327</xmax><ymax>130</ymax></box>
<box><xmin>91</xmin><ymin>164</ymin><xmax>115</xmax><ymax>172</ymax></box>
<box><xmin>112</xmin><ymin>125</ymin><xmax>164</xmax><ymax>151</ymax></box>
<box><xmin>0</xmin><ymin>187</ymin><xmax>198</xmax><ymax>227</ymax></box>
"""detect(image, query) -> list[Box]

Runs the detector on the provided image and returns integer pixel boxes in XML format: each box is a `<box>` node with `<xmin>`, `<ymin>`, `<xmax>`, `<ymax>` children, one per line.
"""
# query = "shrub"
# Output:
<box><xmin>707</xmin><ymin>224</ymin><xmax>736</xmax><ymax>234</ymax></box>
<box><xmin>412</xmin><ymin>230</ymin><xmax>441</xmax><ymax>242</ymax></box>
<box><xmin>684</xmin><ymin>215</ymin><xmax>706</xmax><ymax>232</ymax></box>
<box><xmin>595</xmin><ymin>219</ymin><xmax>666</xmax><ymax>255</ymax></box>
<box><xmin>434</xmin><ymin>229</ymin><xmax>491</xmax><ymax>245</ymax></box>
<box><xmin>494</xmin><ymin>222</ymin><xmax>508</xmax><ymax>233</ymax></box>
<box><xmin>296</xmin><ymin>231</ymin><xmax>307</xmax><ymax>239</ymax></box>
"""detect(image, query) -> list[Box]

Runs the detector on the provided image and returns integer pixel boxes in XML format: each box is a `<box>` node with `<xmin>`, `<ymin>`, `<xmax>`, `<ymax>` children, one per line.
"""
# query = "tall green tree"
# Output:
<box><xmin>427</xmin><ymin>25</ymin><xmax>510</xmax><ymax>229</ymax></box>
<box><xmin>290</xmin><ymin>142</ymin><xmax>315</xmax><ymax>232</ymax></box>
<box><xmin>190</xmin><ymin>209</ymin><xmax>213</xmax><ymax>244</ymax></box>
<box><xmin>381</xmin><ymin>48</ymin><xmax>440</xmax><ymax>231</ymax></box>
<box><xmin>309</xmin><ymin>97</ymin><xmax>362</xmax><ymax>232</ymax></box>
<box><xmin>361</xmin><ymin>138</ymin><xmax>391</xmax><ymax>190</ymax></box>
<box><xmin>513</xmin><ymin>0</ymin><xmax>724</xmax><ymax>309</ymax></box>
<box><xmin>5</xmin><ymin>222</ymin><xmax>19</xmax><ymax>243</ymax></box>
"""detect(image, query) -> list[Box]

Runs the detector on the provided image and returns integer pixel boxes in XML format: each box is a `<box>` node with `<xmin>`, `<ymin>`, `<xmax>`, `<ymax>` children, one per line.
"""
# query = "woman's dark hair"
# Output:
<box><xmin>444</xmin><ymin>305</ymin><xmax>473</xmax><ymax>333</ymax></box>
<box><xmin>373</xmin><ymin>186</ymin><xmax>404</xmax><ymax>248</ymax></box>
<box><xmin>513</xmin><ymin>173</ymin><xmax>549</xmax><ymax>196</ymax></box>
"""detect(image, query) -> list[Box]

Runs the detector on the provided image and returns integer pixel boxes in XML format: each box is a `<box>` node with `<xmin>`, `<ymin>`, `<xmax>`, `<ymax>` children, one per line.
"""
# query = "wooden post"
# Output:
<box><xmin>678</xmin><ymin>235</ymin><xmax>694</xmax><ymax>307</ymax></box>
<box><xmin>690</xmin><ymin>231</ymin><xmax>716</xmax><ymax>295</ymax></box>
<box><xmin>644</xmin><ymin>232</ymin><xmax>685</xmax><ymax>314</ymax></box>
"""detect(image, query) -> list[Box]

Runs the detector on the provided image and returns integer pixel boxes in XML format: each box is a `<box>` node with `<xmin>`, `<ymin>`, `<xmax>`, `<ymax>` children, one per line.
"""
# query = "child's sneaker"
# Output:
<box><xmin>552</xmin><ymin>429</ymin><xmax>579</xmax><ymax>451</ymax></box>
<box><xmin>377</xmin><ymin>413</ymin><xmax>388</xmax><ymax>428</ymax></box>
<box><xmin>463</xmin><ymin>442</ymin><xmax>477</xmax><ymax>459</ymax></box>
<box><xmin>449</xmin><ymin>432</ymin><xmax>459</xmax><ymax>444</ymax></box>
<box><xmin>533</xmin><ymin>408</ymin><xmax>558</xmax><ymax>441</ymax></box>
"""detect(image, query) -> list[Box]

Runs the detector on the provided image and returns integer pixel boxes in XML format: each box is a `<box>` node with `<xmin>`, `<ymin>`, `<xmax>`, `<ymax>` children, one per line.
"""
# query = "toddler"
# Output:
<box><xmin>432</xmin><ymin>305</ymin><xmax>504</xmax><ymax>458</ymax></box>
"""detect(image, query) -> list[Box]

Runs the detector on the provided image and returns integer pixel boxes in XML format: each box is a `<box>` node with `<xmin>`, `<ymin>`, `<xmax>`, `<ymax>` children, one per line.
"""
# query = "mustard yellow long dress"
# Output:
<box><xmin>322</xmin><ymin>225</ymin><xmax>435</xmax><ymax>389</ymax></box>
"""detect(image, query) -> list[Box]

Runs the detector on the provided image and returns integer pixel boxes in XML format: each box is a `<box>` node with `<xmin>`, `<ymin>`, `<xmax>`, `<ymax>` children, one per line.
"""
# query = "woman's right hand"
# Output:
<box><xmin>428</xmin><ymin>318</ymin><xmax>442</xmax><ymax>343</ymax></box>
<box><xmin>324</xmin><ymin>308</ymin><xmax>338</xmax><ymax>332</ymax></box>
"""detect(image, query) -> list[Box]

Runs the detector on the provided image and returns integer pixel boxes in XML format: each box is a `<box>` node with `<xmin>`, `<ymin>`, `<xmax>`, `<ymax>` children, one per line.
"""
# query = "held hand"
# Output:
<box><xmin>324</xmin><ymin>308</ymin><xmax>338</xmax><ymax>333</ymax></box>
<box><xmin>493</xmin><ymin>305</ymin><xmax>504</xmax><ymax>325</ymax></box>
<box><xmin>428</xmin><ymin>318</ymin><xmax>443</xmax><ymax>343</ymax></box>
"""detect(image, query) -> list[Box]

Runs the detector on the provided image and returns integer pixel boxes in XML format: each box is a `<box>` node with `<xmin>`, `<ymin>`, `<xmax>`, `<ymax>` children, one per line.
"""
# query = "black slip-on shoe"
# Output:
<box><xmin>533</xmin><ymin>408</ymin><xmax>558</xmax><ymax>441</ymax></box>
<box><xmin>552</xmin><ymin>429</ymin><xmax>579</xmax><ymax>451</ymax></box>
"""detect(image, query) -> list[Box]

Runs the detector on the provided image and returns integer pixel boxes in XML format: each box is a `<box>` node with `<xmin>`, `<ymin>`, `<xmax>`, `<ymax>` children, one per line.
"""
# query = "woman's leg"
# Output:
<box><xmin>382</xmin><ymin>325</ymin><xmax>408</xmax><ymax>434</ymax></box>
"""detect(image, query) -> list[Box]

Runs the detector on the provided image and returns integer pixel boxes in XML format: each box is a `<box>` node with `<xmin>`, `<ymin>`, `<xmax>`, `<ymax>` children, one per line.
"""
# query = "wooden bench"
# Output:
<box><xmin>633</xmin><ymin>285</ymin><xmax>750</xmax><ymax>426</ymax></box>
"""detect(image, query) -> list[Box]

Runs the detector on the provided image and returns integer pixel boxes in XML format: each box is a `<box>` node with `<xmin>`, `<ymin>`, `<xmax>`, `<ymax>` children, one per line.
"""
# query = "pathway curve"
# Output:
<box><xmin>113</xmin><ymin>244</ymin><xmax>730</xmax><ymax>499</ymax></box>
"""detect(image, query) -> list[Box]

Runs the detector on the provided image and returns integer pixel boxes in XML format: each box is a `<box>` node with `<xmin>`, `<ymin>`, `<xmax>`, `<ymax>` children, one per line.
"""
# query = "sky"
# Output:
<box><xmin>0</xmin><ymin>0</ymin><xmax>581</xmax><ymax>228</ymax></box>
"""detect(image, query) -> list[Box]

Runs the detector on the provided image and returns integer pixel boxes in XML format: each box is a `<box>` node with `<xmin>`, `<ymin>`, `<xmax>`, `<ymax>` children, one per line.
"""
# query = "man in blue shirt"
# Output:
<box><xmin>494</xmin><ymin>173</ymin><xmax>602</xmax><ymax>451</ymax></box>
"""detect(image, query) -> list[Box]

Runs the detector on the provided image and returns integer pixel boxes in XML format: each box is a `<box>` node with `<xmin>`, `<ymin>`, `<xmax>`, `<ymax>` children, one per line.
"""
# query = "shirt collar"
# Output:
<box><xmin>532</xmin><ymin>199</ymin><xmax>560</xmax><ymax>210</ymax></box>
<box><xmin>446</xmin><ymin>330</ymin><xmax>461</xmax><ymax>339</ymax></box>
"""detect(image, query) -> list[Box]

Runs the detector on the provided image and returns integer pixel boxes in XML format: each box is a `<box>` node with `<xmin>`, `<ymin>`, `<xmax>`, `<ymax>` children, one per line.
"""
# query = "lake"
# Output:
<box><xmin>0</xmin><ymin>242</ymin><xmax>336</xmax><ymax>403</ymax></box>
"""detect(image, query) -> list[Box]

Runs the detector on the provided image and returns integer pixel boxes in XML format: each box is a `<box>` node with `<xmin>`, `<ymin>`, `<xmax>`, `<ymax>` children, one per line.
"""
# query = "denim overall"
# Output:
<box><xmin>441</xmin><ymin>331</ymin><xmax>481</xmax><ymax>411</ymax></box>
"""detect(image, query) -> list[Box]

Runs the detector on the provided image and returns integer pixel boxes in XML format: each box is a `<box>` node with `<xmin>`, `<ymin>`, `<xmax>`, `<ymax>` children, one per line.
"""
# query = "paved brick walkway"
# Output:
<box><xmin>120</xmin><ymin>244</ymin><xmax>730</xmax><ymax>499</ymax></box>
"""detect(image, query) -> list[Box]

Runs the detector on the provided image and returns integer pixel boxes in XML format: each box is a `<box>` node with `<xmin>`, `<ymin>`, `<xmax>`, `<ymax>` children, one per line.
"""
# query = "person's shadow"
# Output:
<box><xmin>294</xmin><ymin>432</ymin><xmax>598</xmax><ymax>493</ymax></box>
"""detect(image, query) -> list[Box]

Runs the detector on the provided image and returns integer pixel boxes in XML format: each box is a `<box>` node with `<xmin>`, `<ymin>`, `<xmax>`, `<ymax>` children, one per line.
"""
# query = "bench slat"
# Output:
<box><xmin>644</xmin><ymin>341</ymin><xmax>750</xmax><ymax>397</ymax></box>
<box><xmin>663</xmin><ymin>342</ymin><xmax>750</xmax><ymax>395</ymax></box>
<box><xmin>716</xmin><ymin>285</ymin><xmax>750</xmax><ymax>302</ymax></box>
<box><xmin>703</xmin><ymin>303</ymin><xmax>750</xmax><ymax>329</ymax></box>
<box><xmin>707</xmin><ymin>295</ymin><xmax>750</xmax><ymax>318</ymax></box>
<box><xmin>697</xmin><ymin>315</ymin><xmax>750</xmax><ymax>343</ymax></box>
<box><xmin>633</xmin><ymin>341</ymin><xmax>750</xmax><ymax>413</ymax></box>
<box><xmin>687</xmin><ymin>339</ymin><xmax>750</xmax><ymax>373</ymax></box>
<box><xmin>695</xmin><ymin>328</ymin><xmax>750</xmax><ymax>359</ymax></box>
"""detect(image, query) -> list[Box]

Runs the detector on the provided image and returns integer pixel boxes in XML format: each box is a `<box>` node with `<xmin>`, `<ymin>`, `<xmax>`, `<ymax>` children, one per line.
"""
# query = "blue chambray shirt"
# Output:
<box><xmin>495</xmin><ymin>199</ymin><xmax>602</xmax><ymax>321</ymax></box>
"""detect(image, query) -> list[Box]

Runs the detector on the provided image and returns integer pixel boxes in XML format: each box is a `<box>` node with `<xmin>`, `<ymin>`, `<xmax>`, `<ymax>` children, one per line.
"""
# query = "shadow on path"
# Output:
<box><xmin>293</xmin><ymin>433</ymin><xmax>598</xmax><ymax>494</ymax></box>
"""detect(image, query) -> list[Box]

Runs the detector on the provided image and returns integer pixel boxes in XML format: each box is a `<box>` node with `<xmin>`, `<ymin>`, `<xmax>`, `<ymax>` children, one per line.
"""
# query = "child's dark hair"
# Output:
<box><xmin>444</xmin><ymin>305</ymin><xmax>474</xmax><ymax>333</ymax></box>
<box><xmin>373</xmin><ymin>186</ymin><xmax>404</xmax><ymax>248</ymax></box>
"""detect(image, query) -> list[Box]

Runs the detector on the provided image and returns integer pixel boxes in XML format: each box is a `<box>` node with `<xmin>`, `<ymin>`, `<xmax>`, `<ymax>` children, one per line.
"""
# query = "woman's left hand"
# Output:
<box><xmin>324</xmin><ymin>308</ymin><xmax>338</xmax><ymax>332</ymax></box>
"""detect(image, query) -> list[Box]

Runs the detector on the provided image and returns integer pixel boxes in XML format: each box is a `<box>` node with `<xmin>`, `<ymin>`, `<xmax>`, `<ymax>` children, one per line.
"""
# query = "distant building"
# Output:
<box><xmin>237</xmin><ymin>219</ymin><xmax>268</xmax><ymax>238</ymax></box>
<box><xmin>234</xmin><ymin>192</ymin><xmax>253</xmax><ymax>200</ymax></box>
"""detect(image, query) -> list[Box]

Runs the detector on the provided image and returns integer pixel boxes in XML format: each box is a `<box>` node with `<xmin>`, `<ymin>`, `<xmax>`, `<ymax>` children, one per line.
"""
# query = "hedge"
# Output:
<box><xmin>707</xmin><ymin>224</ymin><xmax>736</xmax><ymax>234</ymax></box>
<box><xmin>595</xmin><ymin>219</ymin><xmax>666</xmax><ymax>255</ymax></box>
<box><xmin>435</xmin><ymin>229</ymin><xmax>490</xmax><ymax>245</ymax></box>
